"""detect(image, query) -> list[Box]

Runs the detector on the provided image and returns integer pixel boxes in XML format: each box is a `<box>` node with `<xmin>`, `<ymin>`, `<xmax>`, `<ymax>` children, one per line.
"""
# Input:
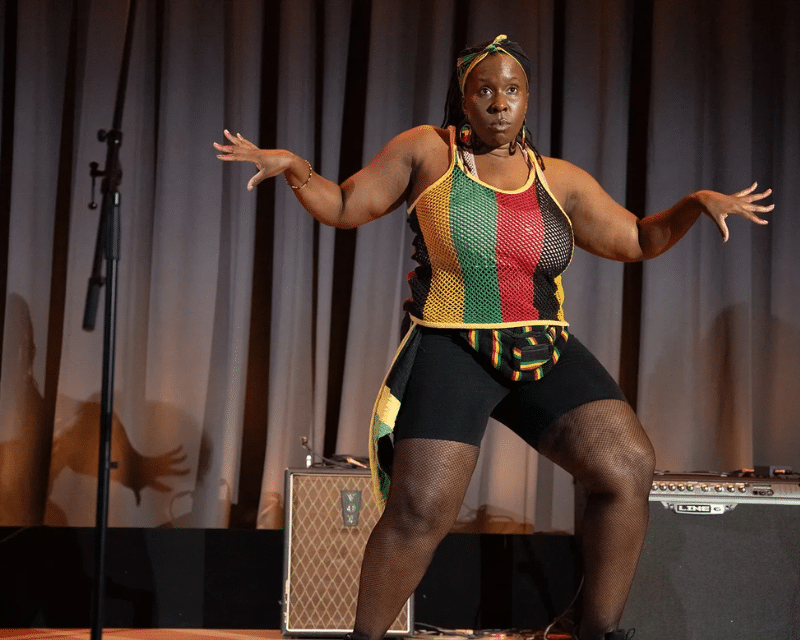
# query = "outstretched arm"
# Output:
<box><xmin>214</xmin><ymin>128</ymin><xmax>425</xmax><ymax>229</ymax></box>
<box><xmin>546</xmin><ymin>159</ymin><xmax>773</xmax><ymax>261</ymax></box>
<box><xmin>636</xmin><ymin>183</ymin><xmax>771</xmax><ymax>255</ymax></box>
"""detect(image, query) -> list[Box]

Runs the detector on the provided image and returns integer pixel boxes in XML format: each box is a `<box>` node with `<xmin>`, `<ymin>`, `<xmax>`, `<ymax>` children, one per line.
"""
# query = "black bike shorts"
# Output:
<box><xmin>392</xmin><ymin>327</ymin><xmax>628</xmax><ymax>448</ymax></box>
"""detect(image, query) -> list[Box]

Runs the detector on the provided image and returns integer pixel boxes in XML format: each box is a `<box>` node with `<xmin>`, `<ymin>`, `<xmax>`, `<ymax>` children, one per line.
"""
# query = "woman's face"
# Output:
<box><xmin>462</xmin><ymin>53</ymin><xmax>528</xmax><ymax>149</ymax></box>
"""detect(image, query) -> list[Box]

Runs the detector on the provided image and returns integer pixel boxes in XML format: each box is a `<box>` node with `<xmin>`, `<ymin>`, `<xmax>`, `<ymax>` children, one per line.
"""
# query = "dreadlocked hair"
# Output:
<box><xmin>441</xmin><ymin>38</ymin><xmax>545</xmax><ymax>170</ymax></box>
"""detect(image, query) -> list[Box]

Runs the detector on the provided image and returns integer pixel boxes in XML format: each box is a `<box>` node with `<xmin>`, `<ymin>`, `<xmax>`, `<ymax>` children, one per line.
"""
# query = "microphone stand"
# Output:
<box><xmin>83</xmin><ymin>1</ymin><xmax>137</xmax><ymax>638</ymax></box>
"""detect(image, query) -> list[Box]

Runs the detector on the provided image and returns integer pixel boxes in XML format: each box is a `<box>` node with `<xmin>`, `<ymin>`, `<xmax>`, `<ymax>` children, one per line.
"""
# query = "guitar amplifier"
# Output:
<box><xmin>282</xmin><ymin>468</ymin><xmax>413</xmax><ymax>637</ymax></box>
<box><xmin>621</xmin><ymin>473</ymin><xmax>800</xmax><ymax>640</ymax></box>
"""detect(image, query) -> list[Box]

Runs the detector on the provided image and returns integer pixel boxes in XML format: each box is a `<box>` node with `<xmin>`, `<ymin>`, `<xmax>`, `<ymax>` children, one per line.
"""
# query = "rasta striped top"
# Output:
<box><xmin>405</xmin><ymin>126</ymin><xmax>573</xmax><ymax>328</ymax></box>
<box><xmin>369</xmin><ymin>128</ymin><xmax>575</xmax><ymax>504</ymax></box>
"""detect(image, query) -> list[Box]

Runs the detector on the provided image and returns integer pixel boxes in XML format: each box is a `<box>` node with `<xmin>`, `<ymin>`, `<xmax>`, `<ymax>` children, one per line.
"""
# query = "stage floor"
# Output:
<box><xmin>0</xmin><ymin>632</ymin><xmax>283</xmax><ymax>639</ymax></box>
<box><xmin>0</xmin><ymin>632</ymin><xmax>570</xmax><ymax>640</ymax></box>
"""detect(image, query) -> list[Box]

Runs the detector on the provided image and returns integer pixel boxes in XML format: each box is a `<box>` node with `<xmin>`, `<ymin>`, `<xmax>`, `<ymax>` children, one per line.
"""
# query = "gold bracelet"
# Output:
<box><xmin>285</xmin><ymin>160</ymin><xmax>313</xmax><ymax>190</ymax></box>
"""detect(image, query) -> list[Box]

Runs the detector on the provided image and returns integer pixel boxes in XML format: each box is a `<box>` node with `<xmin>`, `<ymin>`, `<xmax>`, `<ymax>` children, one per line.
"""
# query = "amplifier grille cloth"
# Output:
<box><xmin>285</xmin><ymin>471</ymin><xmax>411</xmax><ymax>634</ymax></box>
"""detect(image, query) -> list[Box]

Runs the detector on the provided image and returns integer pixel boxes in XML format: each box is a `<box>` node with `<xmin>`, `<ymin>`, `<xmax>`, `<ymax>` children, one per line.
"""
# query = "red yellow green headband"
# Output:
<box><xmin>456</xmin><ymin>34</ymin><xmax>528</xmax><ymax>94</ymax></box>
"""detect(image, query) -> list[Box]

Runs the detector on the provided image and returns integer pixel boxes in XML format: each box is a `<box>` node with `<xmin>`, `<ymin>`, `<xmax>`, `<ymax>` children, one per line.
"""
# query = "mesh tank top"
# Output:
<box><xmin>405</xmin><ymin>127</ymin><xmax>574</xmax><ymax>327</ymax></box>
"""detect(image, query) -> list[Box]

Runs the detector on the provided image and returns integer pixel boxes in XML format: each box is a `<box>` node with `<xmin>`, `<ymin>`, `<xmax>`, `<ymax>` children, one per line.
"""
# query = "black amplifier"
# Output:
<box><xmin>621</xmin><ymin>473</ymin><xmax>800</xmax><ymax>640</ymax></box>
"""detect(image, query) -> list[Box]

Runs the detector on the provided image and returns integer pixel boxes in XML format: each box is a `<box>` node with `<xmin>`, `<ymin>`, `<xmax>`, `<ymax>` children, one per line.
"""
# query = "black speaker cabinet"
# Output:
<box><xmin>282</xmin><ymin>468</ymin><xmax>413</xmax><ymax>637</ymax></box>
<box><xmin>621</xmin><ymin>474</ymin><xmax>800</xmax><ymax>640</ymax></box>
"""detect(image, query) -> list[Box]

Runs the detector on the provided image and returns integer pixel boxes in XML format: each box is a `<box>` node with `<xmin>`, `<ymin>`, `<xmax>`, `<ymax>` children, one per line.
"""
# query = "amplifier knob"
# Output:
<box><xmin>652</xmin><ymin>481</ymin><xmax>658</xmax><ymax>491</ymax></box>
<box><xmin>727</xmin><ymin>484</ymin><xmax>736</xmax><ymax>492</ymax></box>
<box><xmin>687</xmin><ymin>484</ymin><xmax>695</xmax><ymax>491</ymax></box>
<box><xmin>701</xmin><ymin>484</ymin><xmax>710</xmax><ymax>492</ymax></box>
<box><xmin>678</xmin><ymin>483</ymin><xmax>686</xmax><ymax>491</ymax></box>
<box><xmin>738</xmin><ymin>484</ymin><xmax>747</xmax><ymax>493</ymax></box>
<box><xmin>660</xmin><ymin>482</ymin><xmax>668</xmax><ymax>490</ymax></box>
<box><xmin>669</xmin><ymin>483</ymin><xmax>676</xmax><ymax>491</ymax></box>
<box><xmin>715</xmin><ymin>484</ymin><xmax>724</xmax><ymax>492</ymax></box>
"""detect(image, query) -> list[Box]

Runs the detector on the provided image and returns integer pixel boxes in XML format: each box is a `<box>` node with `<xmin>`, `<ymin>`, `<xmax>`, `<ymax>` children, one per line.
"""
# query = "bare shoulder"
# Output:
<box><xmin>368</xmin><ymin>125</ymin><xmax>448</xmax><ymax>175</ymax></box>
<box><xmin>540</xmin><ymin>156</ymin><xmax>601</xmax><ymax>213</ymax></box>
<box><xmin>344</xmin><ymin>126</ymin><xmax>451</xmax><ymax>216</ymax></box>
<box><xmin>541</xmin><ymin>156</ymin><xmax>592</xmax><ymax>187</ymax></box>
<box><xmin>404</xmin><ymin>124</ymin><xmax>449</xmax><ymax>143</ymax></box>
<box><xmin>389</xmin><ymin>125</ymin><xmax>449</xmax><ymax>158</ymax></box>
<box><xmin>540</xmin><ymin>156</ymin><xmax>582</xmax><ymax>211</ymax></box>
<box><xmin>401</xmin><ymin>126</ymin><xmax>452</xmax><ymax>203</ymax></box>
<box><xmin>357</xmin><ymin>125</ymin><xmax>446</xmax><ymax>180</ymax></box>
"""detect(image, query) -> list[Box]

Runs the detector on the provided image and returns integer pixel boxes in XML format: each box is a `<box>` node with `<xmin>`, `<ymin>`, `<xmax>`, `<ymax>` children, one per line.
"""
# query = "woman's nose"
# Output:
<box><xmin>490</xmin><ymin>96</ymin><xmax>508</xmax><ymax>112</ymax></box>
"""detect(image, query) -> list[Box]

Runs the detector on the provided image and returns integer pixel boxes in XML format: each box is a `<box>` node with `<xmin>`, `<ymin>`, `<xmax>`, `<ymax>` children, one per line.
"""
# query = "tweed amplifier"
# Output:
<box><xmin>621</xmin><ymin>473</ymin><xmax>800</xmax><ymax>640</ymax></box>
<box><xmin>282</xmin><ymin>468</ymin><xmax>413</xmax><ymax>637</ymax></box>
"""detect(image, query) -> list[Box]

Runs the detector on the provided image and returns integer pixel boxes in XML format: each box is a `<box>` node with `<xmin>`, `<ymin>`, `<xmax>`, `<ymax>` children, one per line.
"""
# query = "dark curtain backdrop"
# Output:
<box><xmin>0</xmin><ymin>0</ymin><xmax>797</xmax><ymax>531</ymax></box>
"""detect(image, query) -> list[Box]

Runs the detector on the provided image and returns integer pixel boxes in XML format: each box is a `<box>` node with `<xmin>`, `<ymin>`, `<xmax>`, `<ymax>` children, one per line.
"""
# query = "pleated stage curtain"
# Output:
<box><xmin>0</xmin><ymin>0</ymin><xmax>797</xmax><ymax>532</ymax></box>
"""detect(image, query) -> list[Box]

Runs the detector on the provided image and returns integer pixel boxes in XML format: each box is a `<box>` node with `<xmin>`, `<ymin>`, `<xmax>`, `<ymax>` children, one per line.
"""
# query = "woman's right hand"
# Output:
<box><xmin>213</xmin><ymin>124</ymin><xmax>429</xmax><ymax>228</ymax></box>
<box><xmin>214</xmin><ymin>130</ymin><xmax>294</xmax><ymax>190</ymax></box>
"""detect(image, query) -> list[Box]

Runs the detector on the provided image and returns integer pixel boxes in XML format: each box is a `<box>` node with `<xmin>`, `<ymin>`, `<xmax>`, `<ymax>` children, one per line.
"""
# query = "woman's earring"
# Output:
<box><xmin>459</xmin><ymin>123</ymin><xmax>472</xmax><ymax>146</ymax></box>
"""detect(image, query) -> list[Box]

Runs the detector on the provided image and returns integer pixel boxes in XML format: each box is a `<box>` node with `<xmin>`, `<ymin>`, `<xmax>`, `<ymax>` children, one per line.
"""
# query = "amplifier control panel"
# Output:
<box><xmin>649</xmin><ymin>473</ymin><xmax>800</xmax><ymax>505</ymax></box>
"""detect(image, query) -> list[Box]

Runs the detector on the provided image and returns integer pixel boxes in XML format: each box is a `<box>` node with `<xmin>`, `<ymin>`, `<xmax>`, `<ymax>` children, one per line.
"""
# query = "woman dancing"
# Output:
<box><xmin>215</xmin><ymin>35</ymin><xmax>771</xmax><ymax>640</ymax></box>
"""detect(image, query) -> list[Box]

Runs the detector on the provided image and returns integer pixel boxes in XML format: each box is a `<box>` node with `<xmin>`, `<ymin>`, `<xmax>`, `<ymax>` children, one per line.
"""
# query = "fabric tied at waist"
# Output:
<box><xmin>460</xmin><ymin>324</ymin><xmax>569</xmax><ymax>382</ymax></box>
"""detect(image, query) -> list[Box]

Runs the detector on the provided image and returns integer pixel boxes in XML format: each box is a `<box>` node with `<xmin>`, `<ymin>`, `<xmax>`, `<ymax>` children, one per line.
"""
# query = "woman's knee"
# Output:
<box><xmin>610</xmin><ymin>432</ymin><xmax>655</xmax><ymax>494</ymax></box>
<box><xmin>380</xmin><ymin>438</ymin><xmax>478</xmax><ymax>541</ymax></box>
<box><xmin>381</xmin><ymin>486</ymin><xmax>456</xmax><ymax>541</ymax></box>
<box><xmin>585</xmin><ymin>426</ymin><xmax>655</xmax><ymax>498</ymax></box>
<box><xmin>547</xmin><ymin>401</ymin><xmax>656</xmax><ymax>497</ymax></box>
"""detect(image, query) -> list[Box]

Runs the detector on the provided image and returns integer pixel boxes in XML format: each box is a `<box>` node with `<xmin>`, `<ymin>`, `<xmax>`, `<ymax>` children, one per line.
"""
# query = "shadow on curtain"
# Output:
<box><xmin>0</xmin><ymin>0</ymin><xmax>797</xmax><ymax>532</ymax></box>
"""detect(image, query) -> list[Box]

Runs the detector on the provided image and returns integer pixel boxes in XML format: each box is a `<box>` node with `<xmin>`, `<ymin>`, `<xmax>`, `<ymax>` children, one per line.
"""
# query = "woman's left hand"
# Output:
<box><xmin>697</xmin><ymin>182</ymin><xmax>773</xmax><ymax>242</ymax></box>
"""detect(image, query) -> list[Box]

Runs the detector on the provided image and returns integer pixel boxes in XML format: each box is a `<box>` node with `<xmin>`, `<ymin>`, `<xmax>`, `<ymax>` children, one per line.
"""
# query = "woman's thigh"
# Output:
<box><xmin>491</xmin><ymin>334</ymin><xmax>628</xmax><ymax>449</ymax></box>
<box><xmin>393</xmin><ymin>328</ymin><xmax>509</xmax><ymax>447</ymax></box>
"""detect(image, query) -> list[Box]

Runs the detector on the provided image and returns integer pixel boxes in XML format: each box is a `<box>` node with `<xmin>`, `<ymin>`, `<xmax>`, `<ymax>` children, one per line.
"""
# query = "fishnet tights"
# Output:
<box><xmin>353</xmin><ymin>400</ymin><xmax>654</xmax><ymax>640</ymax></box>
<box><xmin>354</xmin><ymin>438</ymin><xmax>480</xmax><ymax>640</ymax></box>
<box><xmin>537</xmin><ymin>399</ymin><xmax>655</xmax><ymax>640</ymax></box>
